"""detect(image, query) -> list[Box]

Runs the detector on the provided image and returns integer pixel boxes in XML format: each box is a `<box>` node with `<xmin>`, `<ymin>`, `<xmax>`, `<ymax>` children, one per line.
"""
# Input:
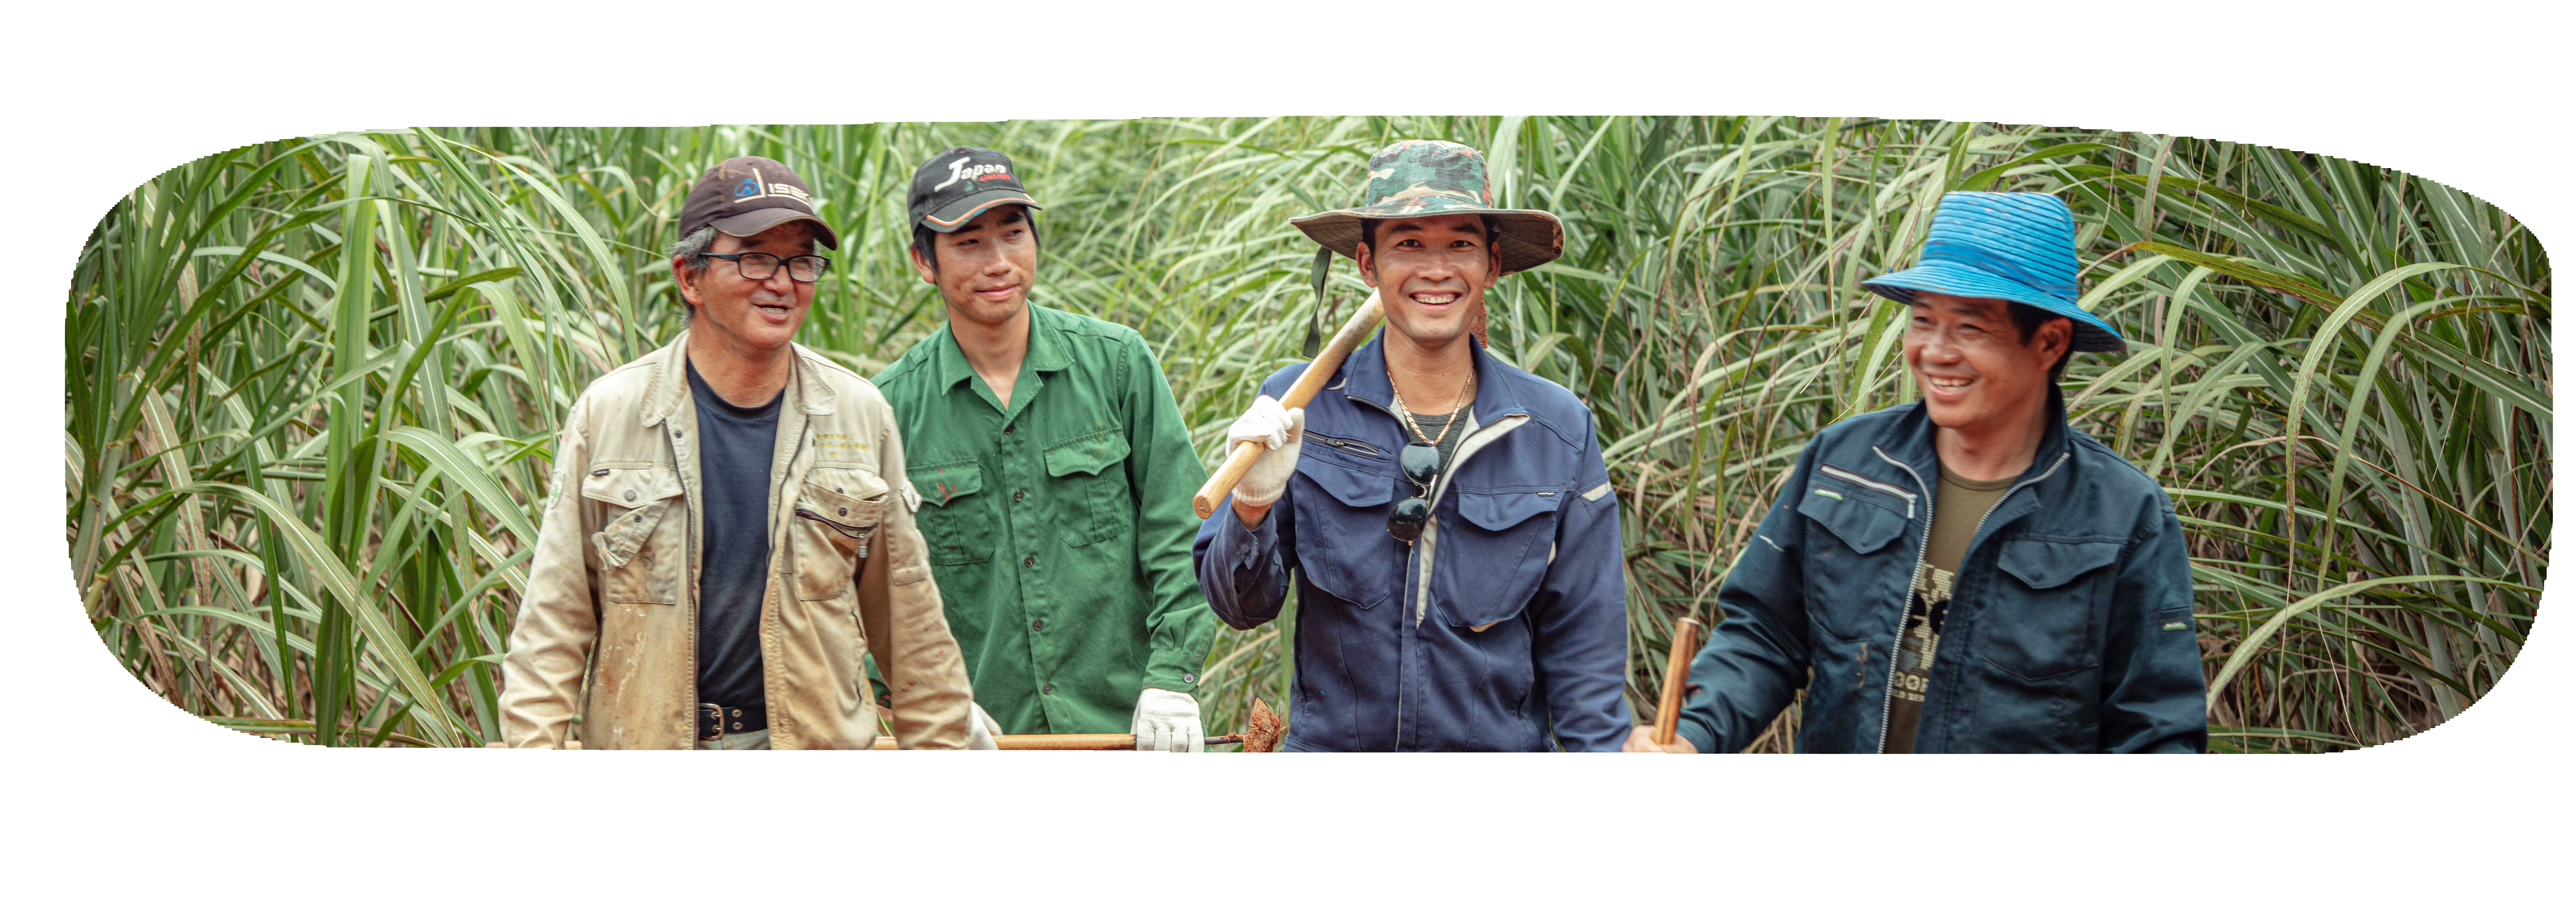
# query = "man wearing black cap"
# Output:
<box><xmin>873</xmin><ymin>147</ymin><xmax>1219</xmax><ymax>751</ymax></box>
<box><xmin>498</xmin><ymin>157</ymin><xmax>993</xmax><ymax>750</ymax></box>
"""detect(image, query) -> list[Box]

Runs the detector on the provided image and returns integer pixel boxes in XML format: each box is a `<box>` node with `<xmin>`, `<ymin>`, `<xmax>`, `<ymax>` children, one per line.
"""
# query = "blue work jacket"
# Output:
<box><xmin>1195</xmin><ymin>335</ymin><xmax>1633</xmax><ymax>752</ymax></box>
<box><xmin>1675</xmin><ymin>391</ymin><xmax>2207</xmax><ymax>753</ymax></box>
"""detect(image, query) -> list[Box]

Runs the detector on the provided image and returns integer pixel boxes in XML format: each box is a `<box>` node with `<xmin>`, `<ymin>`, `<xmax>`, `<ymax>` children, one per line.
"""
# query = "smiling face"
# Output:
<box><xmin>1903</xmin><ymin>292</ymin><xmax>2071</xmax><ymax>438</ymax></box>
<box><xmin>1354</xmin><ymin>213</ymin><xmax>1499</xmax><ymax>351</ymax></box>
<box><xmin>912</xmin><ymin>204</ymin><xmax>1038</xmax><ymax>330</ymax></box>
<box><xmin>676</xmin><ymin>222</ymin><xmax>821</xmax><ymax>357</ymax></box>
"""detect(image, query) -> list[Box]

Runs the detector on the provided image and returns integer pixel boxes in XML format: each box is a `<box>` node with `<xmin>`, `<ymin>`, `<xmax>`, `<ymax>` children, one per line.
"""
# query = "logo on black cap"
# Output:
<box><xmin>910</xmin><ymin>146</ymin><xmax>1043</xmax><ymax>234</ymax></box>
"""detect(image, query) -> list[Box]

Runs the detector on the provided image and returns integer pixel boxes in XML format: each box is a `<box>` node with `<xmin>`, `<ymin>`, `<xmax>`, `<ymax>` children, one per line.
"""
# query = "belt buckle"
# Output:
<box><xmin>698</xmin><ymin>702</ymin><xmax>724</xmax><ymax>743</ymax></box>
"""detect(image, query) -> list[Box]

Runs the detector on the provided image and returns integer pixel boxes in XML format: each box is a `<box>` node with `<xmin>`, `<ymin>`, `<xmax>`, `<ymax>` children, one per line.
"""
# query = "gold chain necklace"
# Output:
<box><xmin>1391</xmin><ymin>368</ymin><xmax>1476</xmax><ymax>447</ymax></box>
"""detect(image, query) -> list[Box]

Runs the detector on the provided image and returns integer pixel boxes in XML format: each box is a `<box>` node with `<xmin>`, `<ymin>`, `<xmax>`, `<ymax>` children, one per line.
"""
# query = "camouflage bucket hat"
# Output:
<box><xmin>1289</xmin><ymin>139</ymin><xmax>1565</xmax><ymax>276</ymax></box>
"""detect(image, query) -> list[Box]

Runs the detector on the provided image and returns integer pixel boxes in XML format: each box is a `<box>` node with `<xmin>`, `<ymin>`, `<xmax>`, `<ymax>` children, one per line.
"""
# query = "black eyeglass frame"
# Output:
<box><xmin>702</xmin><ymin>252</ymin><xmax>833</xmax><ymax>283</ymax></box>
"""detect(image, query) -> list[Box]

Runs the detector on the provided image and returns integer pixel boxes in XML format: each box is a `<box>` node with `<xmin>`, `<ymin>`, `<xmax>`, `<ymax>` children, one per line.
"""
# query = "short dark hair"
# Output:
<box><xmin>2007</xmin><ymin>303</ymin><xmax>2074</xmax><ymax>383</ymax></box>
<box><xmin>911</xmin><ymin>206</ymin><xmax>1041</xmax><ymax>275</ymax></box>
<box><xmin>1359</xmin><ymin>214</ymin><xmax>1503</xmax><ymax>268</ymax></box>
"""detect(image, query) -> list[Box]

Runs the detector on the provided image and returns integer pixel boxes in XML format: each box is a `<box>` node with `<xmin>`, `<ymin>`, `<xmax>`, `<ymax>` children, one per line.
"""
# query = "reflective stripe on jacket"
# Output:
<box><xmin>498</xmin><ymin>330</ymin><xmax>975</xmax><ymax>750</ymax></box>
<box><xmin>1676</xmin><ymin>391</ymin><xmax>2207</xmax><ymax>753</ymax></box>
<box><xmin>1195</xmin><ymin>335</ymin><xmax>1633</xmax><ymax>752</ymax></box>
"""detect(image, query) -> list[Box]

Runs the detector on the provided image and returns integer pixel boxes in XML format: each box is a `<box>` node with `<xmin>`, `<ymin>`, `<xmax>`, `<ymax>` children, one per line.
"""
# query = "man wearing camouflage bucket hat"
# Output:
<box><xmin>1194</xmin><ymin>140</ymin><xmax>1633</xmax><ymax>752</ymax></box>
<box><xmin>1630</xmin><ymin>191</ymin><xmax>2206</xmax><ymax>754</ymax></box>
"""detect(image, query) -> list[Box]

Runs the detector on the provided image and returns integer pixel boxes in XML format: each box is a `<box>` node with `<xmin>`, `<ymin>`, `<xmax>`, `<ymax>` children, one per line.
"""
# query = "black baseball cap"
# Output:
<box><xmin>679</xmin><ymin>157</ymin><xmax>839</xmax><ymax>250</ymax></box>
<box><xmin>909</xmin><ymin>146</ymin><xmax>1042</xmax><ymax>233</ymax></box>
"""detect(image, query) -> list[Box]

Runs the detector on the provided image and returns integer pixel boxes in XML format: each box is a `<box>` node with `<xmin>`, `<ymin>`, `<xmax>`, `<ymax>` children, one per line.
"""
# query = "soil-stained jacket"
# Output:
<box><xmin>498</xmin><ymin>330</ymin><xmax>975</xmax><ymax>749</ymax></box>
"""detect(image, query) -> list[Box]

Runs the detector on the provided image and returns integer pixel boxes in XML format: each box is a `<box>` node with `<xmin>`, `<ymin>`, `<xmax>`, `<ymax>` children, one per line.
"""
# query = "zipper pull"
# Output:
<box><xmin>857</xmin><ymin>531</ymin><xmax>871</xmax><ymax>559</ymax></box>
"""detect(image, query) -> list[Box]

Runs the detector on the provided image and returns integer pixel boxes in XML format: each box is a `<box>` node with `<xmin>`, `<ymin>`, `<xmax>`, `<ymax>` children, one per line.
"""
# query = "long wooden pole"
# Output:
<box><xmin>1651</xmin><ymin>617</ymin><xmax>1706</xmax><ymax>747</ymax></box>
<box><xmin>1191</xmin><ymin>291</ymin><xmax>1385</xmax><ymax>518</ymax></box>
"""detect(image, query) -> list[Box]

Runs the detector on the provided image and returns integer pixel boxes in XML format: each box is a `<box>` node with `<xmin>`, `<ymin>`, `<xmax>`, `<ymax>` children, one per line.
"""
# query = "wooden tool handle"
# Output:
<box><xmin>1651</xmin><ymin>617</ymin><xmax>1706</xmax><ymax>747</ymax></box>
<box><xmin>1191</xmin><ymin>291</ymin><xmax>1385</xmax><ymax>518</ymax></box>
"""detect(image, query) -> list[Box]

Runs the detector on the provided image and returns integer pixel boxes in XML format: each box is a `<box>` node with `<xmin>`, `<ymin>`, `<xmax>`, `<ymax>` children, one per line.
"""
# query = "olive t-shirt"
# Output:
<box><xmin>1882</xmin><ymin>462</ymin><xmax>2016</xmax><ymax>753</ymax></box>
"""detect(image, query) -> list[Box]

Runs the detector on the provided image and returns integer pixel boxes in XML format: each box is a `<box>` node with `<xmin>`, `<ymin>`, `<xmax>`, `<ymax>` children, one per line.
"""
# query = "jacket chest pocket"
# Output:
<box><xmin>908</xmin><ymin>461</ymin><xmax>992</xmax><ymax>566</ymax></box>
<box><xmin>584</xmin><ymin>465</ymin><xmax>686</xmax><ymax>605</ymax></box>
<box><xmin>1979</xmin><ymin>537</ymin><xmax>2121</xmax><ymax>680</ymax></box>
<box><xmin>1042</xmin><ymin>429</ymin><xmax>1133</xmax><ymax>547</ymax></box>
<box><xmin>1795</xmin><ymin>487</ymin><xmax>1913</xmax><ymax>642</ymax></box>
<box><xmin>792</xmin><ymin>465</ymin><xmax>887</xmax><ymax>602</ymax></box>
<box><xmin>1430</xmin><ymin>489</ymin><xmax>1561</xmax><ymax>630</ymax></box>
<box><xmin>1287</xmin><ymin>459</ymin><xmax>1403</xmax><ymax>610</ymax></box>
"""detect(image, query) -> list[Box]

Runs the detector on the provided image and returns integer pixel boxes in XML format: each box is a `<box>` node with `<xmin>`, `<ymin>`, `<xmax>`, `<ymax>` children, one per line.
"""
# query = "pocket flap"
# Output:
<box><xmin>1297</xmin><ymin>459</ymin><xmax>1394</xmax><ymax>508</ymax></box>
<box><xmin>1458</xmin><ymin>490</ymin><xmax>1557</xmax><ymax>531</ymax></box>
<box><xmin>907</xmin><ymin>462</ymin><xmax>984</xmax><ymax>508</ymax></box>
<box><xmin>798</xmin><ymin>478</ymin><xmax>885</xmax><ymax>531</ymax></box>
<box><xmin>1797</xmin><ymin>489</ymin><xmax>1904</xmax><ymax>555</ymax></box>
<box><xmin>1043</xmin><ymin>430</ymin><xmax>1131</xmax><ymax>478</ymax></box>
<box><xmin>1997</xmin><ymin>538</ymin><xmax>2124</xmax><ymax>590</ymax></box>
<box><xmin>582</xmin><ymin>465</ymin><xmax>683</xmax><ymax>509</ymax></box>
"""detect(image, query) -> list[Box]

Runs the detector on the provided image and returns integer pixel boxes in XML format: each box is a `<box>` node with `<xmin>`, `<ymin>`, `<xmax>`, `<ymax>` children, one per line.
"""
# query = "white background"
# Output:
<box><xmin>7</xmin><ymin>1</ymin><xmax>2567</xmax><ymax>897</ymax></box>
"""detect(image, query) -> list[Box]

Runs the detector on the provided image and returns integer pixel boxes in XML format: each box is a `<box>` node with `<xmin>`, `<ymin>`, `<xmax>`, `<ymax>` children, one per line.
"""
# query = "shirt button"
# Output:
<box><xmin>1003</xmin><ymin>424</ymin><xmax>1015</xmax><ymax>436</ymax></box>
<box><xmin>1013</xmin><ymin>489</ymin><xmax>1026</xmax><ymax>502</ymax></box>
<box><xmin>837</xmin><ymin>507</ymin><xmax>848</xmax><ymax>516</ymax></box>
<box><xmin>1042</xmin><ymin>684</ymin><xmax>1055</xmax><ymax>695</ymax></box>
<box><xmin>1032</xmin><ymin>620</ymin><xmax>1043</xmax><ymax>631</ymax></box>
<box><xmin>1022</xmin><ymin>555</ymin><xmax>1036</xmax><ymax>568</ymax></box>
<box><xmin>1182</xmin><ymin>673</ymin><xmax>1196</xmax><ymax>684</ymax></box>
<box><xmin>624</xmin><ymin>489</ymin><xmax>637</xmax><ymax>501</ymax></box>
<box><xmin>673</xmin><ymin>430</ymin><xmax>683</xmax><ymax>439</ymax></box>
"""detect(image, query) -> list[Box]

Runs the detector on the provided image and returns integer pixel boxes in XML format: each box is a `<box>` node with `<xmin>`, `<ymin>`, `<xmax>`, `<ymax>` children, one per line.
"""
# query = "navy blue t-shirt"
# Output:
<box><xmin>686</xmin><ymin>359</ymin><xmax>781</xmax><ymax>710</ymax></box>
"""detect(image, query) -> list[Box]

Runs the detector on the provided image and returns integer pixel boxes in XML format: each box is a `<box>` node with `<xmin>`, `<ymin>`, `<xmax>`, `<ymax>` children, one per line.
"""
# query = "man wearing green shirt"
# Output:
<box><xmin>872</xmin><ymin>146</ymin><xmax>1219</xmax><ymax>751</ymax></box>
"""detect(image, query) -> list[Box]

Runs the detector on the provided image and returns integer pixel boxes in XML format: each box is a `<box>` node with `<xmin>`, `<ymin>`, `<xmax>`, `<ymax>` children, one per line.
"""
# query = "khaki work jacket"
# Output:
<box><xmin>498</xmin><ymin>330</ymin><xmax>974</xmax><ymax>749</ymax></box>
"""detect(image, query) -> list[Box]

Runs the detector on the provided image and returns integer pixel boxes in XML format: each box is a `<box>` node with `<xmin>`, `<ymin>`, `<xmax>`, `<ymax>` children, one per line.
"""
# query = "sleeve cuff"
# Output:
<box><xmin>1676</xmin><ymin>719</ymin><xmax>1719</xmax><ymax>754</ymax></box>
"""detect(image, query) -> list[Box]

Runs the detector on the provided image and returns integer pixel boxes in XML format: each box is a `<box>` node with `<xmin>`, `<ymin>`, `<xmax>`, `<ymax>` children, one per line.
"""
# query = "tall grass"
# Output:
<box><xmin>67</xmin><ymin>119</ymin><xmax>2547</xmax><ymax>751</ymax></box>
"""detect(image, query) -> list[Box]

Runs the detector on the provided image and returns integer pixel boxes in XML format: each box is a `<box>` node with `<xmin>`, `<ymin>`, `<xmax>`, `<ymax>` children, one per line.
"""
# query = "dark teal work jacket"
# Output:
<box><xmin>1676</xmin><ymin>391</ymin><xmax>2207</xmax><ymax>753</ymax></box>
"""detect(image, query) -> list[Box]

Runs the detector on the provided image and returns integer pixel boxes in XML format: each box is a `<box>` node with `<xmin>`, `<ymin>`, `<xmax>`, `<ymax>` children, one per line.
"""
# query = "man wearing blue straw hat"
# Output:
<box><xmin>1628</xmin><ymin>191</ymin><xmax>2206</xmax><ymax>753</ymax></box>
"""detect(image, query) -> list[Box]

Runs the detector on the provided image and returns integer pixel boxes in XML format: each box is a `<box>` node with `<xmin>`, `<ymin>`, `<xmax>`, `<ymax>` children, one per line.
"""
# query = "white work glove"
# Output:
<box><xmin>1130</xmin><ymin>688</ymin><xmax>1204</xmax><ymax>753</ymax></box>
<box><xmin>965</xmin><ymin>702</ymin><xmax>1002</xmax><ymax>751</ymax></box>
<box><xmin>1226</xmin><ymin>395</ymin><xmax>1305</xmax><ymax>506</ymax></box>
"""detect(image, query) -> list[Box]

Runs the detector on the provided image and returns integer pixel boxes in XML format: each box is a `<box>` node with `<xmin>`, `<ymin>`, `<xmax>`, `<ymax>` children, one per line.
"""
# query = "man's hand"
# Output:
<box><xmin>966</xmin><ymin>702</ymin><xmax>1003</xmax><ymax>751</ymax></box>
<box><xmin>1226</xmin><ymin>396</ymin><xmax>1303</xmax><ymax>528</ymax></box>
<box><xmin>1131</xmin><ymin>688</ymin><xmax>1204</xmax><ymax>752</ymax></box>
<box><xmin>1622</xmin><ymin>725</ymin><xmax>1700</xmax><ymax>753</ymax></box>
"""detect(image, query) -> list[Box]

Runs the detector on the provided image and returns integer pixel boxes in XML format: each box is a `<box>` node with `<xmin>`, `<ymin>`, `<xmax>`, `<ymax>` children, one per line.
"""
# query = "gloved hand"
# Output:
<box><xmin>966</xmin><ymin>702</ymin><xmax>1002</xmax><ymax>751</ymax></box>
<box><xmin>1130</xmin><ymin>688</ymin><xmax>1204</xmax><ymax>753</ymax></box>
<box><xmin>1226</xmin><ymin>395</ymin><xmax>1304</xmax><ymax>507</ymax></box>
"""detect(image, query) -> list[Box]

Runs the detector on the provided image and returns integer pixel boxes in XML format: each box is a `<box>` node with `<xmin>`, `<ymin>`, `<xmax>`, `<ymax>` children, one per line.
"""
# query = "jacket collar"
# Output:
<box><xmin>1338</xmin><ymin>331</ymin><xmax>1531</xmax><ymax>425</ymax></box>
<box><xmin>638</xmin><ymin>328</ymin><xmax>835</xmax><ymax>427</ymax></box>
<box><xmin>929</xmin><ymin>301</ymin><xmax>1074</xmax><ymax>395</ymax></box>
<box><xmin>1870</xmin><ymin>383</ymin><xmax>2076</xmax><ymax>489</ymax></box>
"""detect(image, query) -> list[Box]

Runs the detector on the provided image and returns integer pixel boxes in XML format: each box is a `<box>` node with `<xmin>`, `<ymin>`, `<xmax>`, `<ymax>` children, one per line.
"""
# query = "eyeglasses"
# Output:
<box><xmin>1386</xmin><ymin>441</ymin><xmax>1442</xmax><ymax>543</ymax></box>
<box><xmin>703</xmin><ymin>252</ymin><xmax>831</xmax><ymax>283</ymax></box>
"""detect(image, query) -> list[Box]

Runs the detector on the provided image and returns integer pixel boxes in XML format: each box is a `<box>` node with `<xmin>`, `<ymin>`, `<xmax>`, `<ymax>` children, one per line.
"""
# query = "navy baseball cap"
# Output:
<box><xmin>909</xmin><ymin>146</ymin><xmax>1042</xmax><ymax>233</ymax></box>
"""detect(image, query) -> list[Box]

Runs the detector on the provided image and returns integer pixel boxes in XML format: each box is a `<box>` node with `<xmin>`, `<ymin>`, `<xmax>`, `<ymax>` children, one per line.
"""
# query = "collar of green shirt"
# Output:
<box><xmin>930</xmin><ymin>302</ymin><xmax>1078</xmax><ymax>413</ymax></box>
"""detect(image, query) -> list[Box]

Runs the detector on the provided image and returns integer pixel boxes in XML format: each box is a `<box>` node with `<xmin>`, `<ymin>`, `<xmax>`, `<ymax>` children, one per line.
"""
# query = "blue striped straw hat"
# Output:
<box><xmin>1861</xmin><ymin>191</ymin><xmax>2126</xmax><ymax>353</ymax></box>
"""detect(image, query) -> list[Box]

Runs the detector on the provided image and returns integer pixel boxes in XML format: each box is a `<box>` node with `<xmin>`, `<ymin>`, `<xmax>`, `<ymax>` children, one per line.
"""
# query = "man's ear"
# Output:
<box><xmin>2043</xmin><ymin>317</ymin><xmax>2075</xmax><ymax>370</ymax></box>
<box><xmin>1353</xmin><ymin>241</ymin><xmax>1378</xmax><ymax>288</ymax></box>
<box><xmin>671</xmin><ymin>256</ymin><xmax>701</xmax><ymax>305</ymax></box>
<box><xmin>909</xmin><ymin>244</ymin><xmax>938</xmax><ymax>285</ymax></box>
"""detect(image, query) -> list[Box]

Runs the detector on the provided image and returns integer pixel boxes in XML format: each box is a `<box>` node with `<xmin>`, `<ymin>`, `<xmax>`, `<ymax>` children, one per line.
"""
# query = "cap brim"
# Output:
<box><xmin>712</xmin><ymin>207</ymin><xmax>840</xmax><ymax>250</ymax></box>
<box><xmin>919</xmin><ymin>189</ymin><xmax>1043</xmax><ymax>233</ymax></box>
<box><xmin>1863</xmin><ymin>260</ymin><xmax>2127</xmax><ymax>352</ymax></box>
<box><xmin>1288</xmin><ymin>202</ymin><xmax>1566</xmax><ymax>276</ymax></box>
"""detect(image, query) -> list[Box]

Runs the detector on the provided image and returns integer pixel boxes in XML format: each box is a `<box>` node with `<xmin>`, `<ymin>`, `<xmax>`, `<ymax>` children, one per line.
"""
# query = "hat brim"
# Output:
<box><xmin>1863</xmin><ymin>260</ymin><xmax>2126</xmax><ymax>352</ymax></box>
<box><xmin>919</xmin><ymin>189</ymin><xmax>1044</xmax><ymax>233</ymax></box>
<box><xmin>712</xmin><ymin>207</ymin><xmax>840</xmax><ymax>250</ymax></box>
<box><xmin>1289</xmin><ymin>198</ymin><xmax>1565</xmax><ymax>276</ymax></box>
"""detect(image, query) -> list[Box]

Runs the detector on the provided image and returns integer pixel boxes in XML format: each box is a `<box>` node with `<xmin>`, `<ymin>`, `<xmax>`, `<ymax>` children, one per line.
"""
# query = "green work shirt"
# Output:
<box><xmin>871</xmin><ymin>302</ymin><xmax>1217</xmax><ymax>734</ymax></box>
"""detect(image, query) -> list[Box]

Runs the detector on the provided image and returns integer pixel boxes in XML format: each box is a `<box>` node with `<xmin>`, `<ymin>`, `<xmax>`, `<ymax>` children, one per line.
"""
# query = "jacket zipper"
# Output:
<box><xmin>1305</xmin><ymin>430</ymin><xmax>1385</xmax><ymax>459</ymax></box>
<box><xmin>1820</xmin><ymin>464</ymin><xmax>1918</xmax><ymax>519</ymax></box>
<box><xmin>1865</xmin><ymin>445</ymin><xmax>2070</xmax><ymax>753</ymax></box>
<box><xmin>795</xmin><ymin>508</ymin><xmax>875</xmax><ymax>558</ymax></box>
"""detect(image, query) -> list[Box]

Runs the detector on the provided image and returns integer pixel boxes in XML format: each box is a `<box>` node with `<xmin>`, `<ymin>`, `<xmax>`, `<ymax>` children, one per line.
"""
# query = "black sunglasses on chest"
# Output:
<box><xmin>1386</xmin><ymin>442</ymin><xmax>1441</xmax><ymax>543</ymax></box>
